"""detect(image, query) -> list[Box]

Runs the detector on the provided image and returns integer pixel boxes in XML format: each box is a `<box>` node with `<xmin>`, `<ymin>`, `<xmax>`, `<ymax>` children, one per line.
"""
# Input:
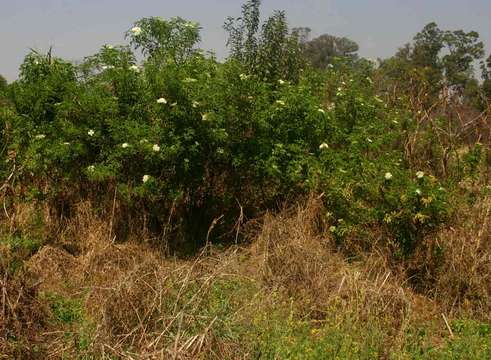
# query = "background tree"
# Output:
<box><xmin>127</xmin><ymin>17</ymin><xmax>201</xmax><ymax>65</ymax></box>
<box><xmin>224</xmin><ymin>0</ymin><xmax>304</xmax><ymax>82</ymax></box>
<box><xmin>241</xmin><ymin>0</ymin><xmax>261</xmax><ymax>69</ymax></box>
<box><xmin>0</xmin><ymin>74</ymin><xmax>7</xmax><ymax>94</ymax></box>
<box><xmin>411</xmin><ymin>22</ymin><xmax>444</xmax><ymax>68</ymax></box>
<box><xmin>481</xmin><ymin>55</ymin><xmax>491</xmax><ymax>99</ymax></box>
<box><xmin>410</xmin><ymin>22</ymin><xmax>444</xmax><ymax>91</ymax></box>
<box><xmin>223</xmin><ymin>0</ymin><xmax>261</xmax><ymax>66</ymax></box>
<box><xmin>291</xmin><ymin>27</ymin><xmax>312</xmax><ymax>45</ymax></box>
<box><xmin>442</xmin><ymin>29</ymin><xmax>485</xmax><ymax>88</ymax></box>
<box><xmin>303</xmin><ymin>34</ymin><xmax>359</xmax><ymax>69</ymax></box>
<box><xmin>379</xmin><ymin>22</ymin><xmax>485</xmax><ymax>105</ymax></box>
<box><xmin>481</xmin><ymin>54</ymin><xmax>491</xmax><ymax>80</ymax></box>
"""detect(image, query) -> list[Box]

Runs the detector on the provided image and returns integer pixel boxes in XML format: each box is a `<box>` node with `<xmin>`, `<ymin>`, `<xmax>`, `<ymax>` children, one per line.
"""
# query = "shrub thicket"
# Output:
<box><xmin>1</xmin><ymin>2</ymin><xmax>487</xmax><ymax>257</ymax></box>
<box><xmin>1</xmin><ymin>1</ymin><xmax>490</xmax><ymax>358</ymax></box>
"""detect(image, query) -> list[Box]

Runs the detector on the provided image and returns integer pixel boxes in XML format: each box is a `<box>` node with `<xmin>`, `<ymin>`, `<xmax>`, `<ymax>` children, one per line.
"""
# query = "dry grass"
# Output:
<box><xmin>250</xmin><ymin>197</ymin><xmax>442</xmax><ymax>353</ymax></box>
<box><xmin>19</xmin><ymin>206</ymin><xmax>252</xmax><ymax>358</ymax></box>
<box><xmin>434</xmin><ymin>194</ymin><xmax>491</xmax><ymax>319</ymax></box>
<box><xmin>0</xmin><ymin>194</ymin><xmax>490</xmax><ymax>358</ymax></box>
<box><xmin>0</xmin><ymin>259</ymin><xmax>50</xmax><ymax>359</ymax></box>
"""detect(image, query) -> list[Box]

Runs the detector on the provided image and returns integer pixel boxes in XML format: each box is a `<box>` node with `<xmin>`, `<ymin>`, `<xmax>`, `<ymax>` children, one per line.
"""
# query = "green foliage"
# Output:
<box><xmin>224</xmin><ymin>0</ymin><xmax>261</xmax><ymax>68</ymax></box>
<box><xmin>482</xmin><ymin>56</ymin><xmax>491</xmax><ymax>99</ymax></box>
<box><xmin>463</xmin><ymin>79</ymin><xmax>486</xmax><ymax>110</ymax></box>
<box><xmin>0</xmin><ymin>235</ymin><xmax>43</xmax><ymax>273</ymax></box>
<box><xmin>251</xmin><ymin>310</ymin><xmax>385</xmax><ymax>359</ymax></box>
<box><xmin>0</xmin><ymin>4</ymin><xmax>489</xmax><ymax>357</ymax></box>
<box><xmin>127</xmin><ymin>16</ymin><xmax>201</xmax><ymax>64</ymax></box>
<box><xmin>45</xmin><ymin>292</ymin><xmax>83</xmax><ymax>324</ymax></box>
<box><xmin>483</xmin><ymin>78</ymin><xmax>491</xmax><ymax>99</ymax></box>
<box><xmin>303</xmin><ymin>33</ymin><xmax>359</xmax><ymax>69</ymax></box>
<box><xmin>224</xmin><ymin>0</ymin><xmax>305</xmax><ymax>83</ymax></box>
<box><xmin>0</xmin><ymin>74</ymin><xmax>7</xmax><ymax>93</ymax></box>
<box><xmin>4</xmin><ymin>47</ymin><xmax>446</xmax><ymax>253</ymax></box>
<box><xmin>441</xmin><ymin>320</ymin><xmax>491</xmax><ymax>359</ymax></box>
<box><xmin>379</xmin><ymin>22</ymin><xmax>485</xmax><ymax>103</ymax></box>
<box><xmin>412</xmin><ymin>22</ymin><xmax>444</xmax><ymax>69</ymax></box>
<box><xmin>247</xmin><ymin>303</ymin><xmax>491</xmax><ymax>359</ymax></box>
<box><xmin>380</xmin><ymin>173</ymin><xmax>448</xmax><ymax>255</ymax></box>
<box><xmin>463</xmin><ymin>143</ymin><xmax>483</xmax><ymax>178</ymax></box>
<box><xmin>44</xmin><ymin>292</ymin><xmax>96</xmax><ymax>358</ymax></box>
<box><xmin>0</xmin><ymin>235</ymin><xmax>42</xmax><ymax>254</ymax></box>
<box><xmin>0</xmin><ymin>104</ymin><xmax>12</xmax><ymax>179</ymax></box>
<box><xmin>0</xmin><ymin>2</ymin><xmax>462</xmax><ymax>253</ymax></box>
<box><xmin>402</xmin><ymin>320</ymin><xmax>491</xmax><ymax>359</ymax></box>
<box><xmin>442</xmin><ymin>30</ymin><xmax>485</xmax><ymax>88</ymax></box>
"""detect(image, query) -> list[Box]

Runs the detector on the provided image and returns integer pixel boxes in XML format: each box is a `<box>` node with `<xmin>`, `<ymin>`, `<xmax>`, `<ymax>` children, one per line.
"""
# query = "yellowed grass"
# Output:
<box><xmin>1</xmin><ymin>194</ymin><xmax>490</xmax><ymax>358</ymax></box>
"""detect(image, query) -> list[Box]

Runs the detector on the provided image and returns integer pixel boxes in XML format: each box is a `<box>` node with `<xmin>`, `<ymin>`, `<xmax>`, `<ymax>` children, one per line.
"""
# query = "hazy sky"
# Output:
<box><xmin>1</xmin><ymin>0</ymin><xmax>490</xmax><ymax>82</ymax></box>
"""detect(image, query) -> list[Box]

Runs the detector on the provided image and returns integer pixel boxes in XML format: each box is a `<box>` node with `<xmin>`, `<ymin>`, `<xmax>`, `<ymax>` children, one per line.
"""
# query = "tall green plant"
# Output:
<box><xmin>224</xmin><ymin>0</ymin><xmax>305</xmax><ymax>83</ymax></box>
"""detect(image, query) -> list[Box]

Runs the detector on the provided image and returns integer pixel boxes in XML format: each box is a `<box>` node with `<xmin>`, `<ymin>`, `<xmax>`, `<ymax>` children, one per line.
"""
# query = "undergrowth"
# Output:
<box><xmin>0</xmin><ymin>194</ymin><xmax>489</xmax><ymax>358</ymax></box>
<box><xmin>0</xmin><ymin>0</ymin><xmax>490</xmax><ymax>358</ymax></box>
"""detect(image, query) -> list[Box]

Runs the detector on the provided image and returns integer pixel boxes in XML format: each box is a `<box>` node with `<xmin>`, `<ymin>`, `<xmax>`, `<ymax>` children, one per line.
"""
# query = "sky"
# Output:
<box><xmin>1</xmin><ymin>0</ymin><xmax>490</xmax><ymax>82</ymax></box>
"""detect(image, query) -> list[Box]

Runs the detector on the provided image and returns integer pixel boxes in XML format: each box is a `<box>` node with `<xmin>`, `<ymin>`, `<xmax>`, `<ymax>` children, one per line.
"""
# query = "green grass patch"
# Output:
<box><xmin>0</xmin><ymin>235</ymin><xmax>43</xmax><ymax>273</ymax></box>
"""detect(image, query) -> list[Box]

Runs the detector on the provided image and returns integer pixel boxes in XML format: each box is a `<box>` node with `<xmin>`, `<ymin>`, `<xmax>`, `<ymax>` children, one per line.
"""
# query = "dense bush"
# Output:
<box><xmin>2</xmin><ymin>2</ymin><xmax>491</xmax><ymax>358</ymax></box>
<box><xmin>0</xmin><ymin>14</ymin><xmax>457</xmax><ymax>255</ymax></box>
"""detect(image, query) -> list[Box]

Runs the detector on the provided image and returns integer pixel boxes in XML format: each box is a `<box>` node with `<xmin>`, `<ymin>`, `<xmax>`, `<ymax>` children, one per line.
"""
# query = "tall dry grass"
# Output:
<box><xmin>0</xmin><ymin>192</ymin><xmax>490</xmax><ymax>358</ymax></box>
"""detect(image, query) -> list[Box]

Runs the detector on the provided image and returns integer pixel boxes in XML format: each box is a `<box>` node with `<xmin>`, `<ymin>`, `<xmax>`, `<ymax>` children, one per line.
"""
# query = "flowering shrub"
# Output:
<box><xmin>127</xmin><ymin>17</ymin><xmax>201</xmax><ymax>63</ymax></box>
<box><xmin>0</xmin><ymin>103</ymin><xmax>12</xmax><ymax>180</ymax></box>
<box><xmin>0</xmin><ymin>15</ymin><xmax>450</xmax><ymax>254</ymax></box>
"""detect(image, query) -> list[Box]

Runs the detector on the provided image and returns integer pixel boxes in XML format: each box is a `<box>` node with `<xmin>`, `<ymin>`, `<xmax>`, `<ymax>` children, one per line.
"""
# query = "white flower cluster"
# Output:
<box><xmin>131</xmin><ymin>26</ymin><xmax>142</xmax><ymax>36</ymax></box>
<box><xmin>319</xmin><ymin>143</ymin><xmax>329</xmax><ymax>150</ymax></box>
<box><xmin>183</xmin><ymin>21</ymin><xmax>198</xmax><ymax>29</ymax></box>
<box><xmin>157</xmin><ymin>97</ymin><xmax>167</xmax><ymax>104</ymax></box>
